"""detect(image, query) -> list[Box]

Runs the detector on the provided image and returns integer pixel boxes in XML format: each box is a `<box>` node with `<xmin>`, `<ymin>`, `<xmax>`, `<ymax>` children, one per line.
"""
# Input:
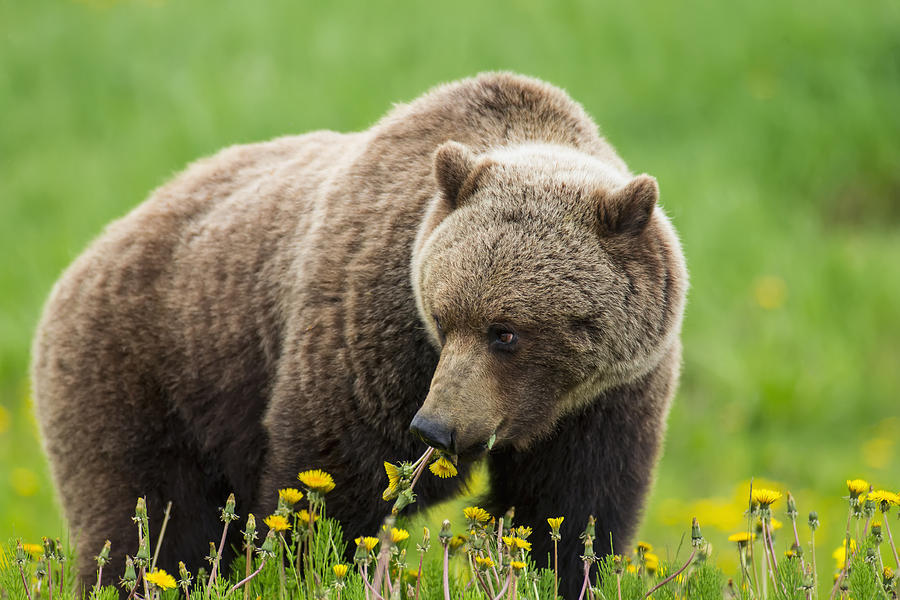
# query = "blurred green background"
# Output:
<box><xmin>2</xmin><ymin>0</ymin><xmax>898</xmax><ymax>582</ymax></box>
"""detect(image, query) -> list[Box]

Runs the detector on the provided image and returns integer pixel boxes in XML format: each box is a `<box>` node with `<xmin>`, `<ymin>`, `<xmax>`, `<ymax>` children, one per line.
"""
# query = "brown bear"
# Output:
<box><xmin>32</xmin><ymin>72</ymin><xmax>687</xmax><ymax>597</ymax></box>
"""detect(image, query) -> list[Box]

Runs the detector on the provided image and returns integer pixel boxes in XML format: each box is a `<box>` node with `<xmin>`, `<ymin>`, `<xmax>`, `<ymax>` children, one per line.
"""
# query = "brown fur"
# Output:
<box><xmin>32</xmin><ymin>72</ymin><xmax>687</xmax><ymax>596</ymax></box>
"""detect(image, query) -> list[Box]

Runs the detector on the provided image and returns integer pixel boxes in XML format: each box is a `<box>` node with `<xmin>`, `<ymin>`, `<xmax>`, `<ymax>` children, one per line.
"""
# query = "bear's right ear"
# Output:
<box><xmin>433</xmin><ymin>141</ymin><xmax>480</xmax><ymax>209</ymax></box>
<box><xmin>596</xmin><ymin>174</ymin><xmax>659</xmax><ymax>235</ymax></box>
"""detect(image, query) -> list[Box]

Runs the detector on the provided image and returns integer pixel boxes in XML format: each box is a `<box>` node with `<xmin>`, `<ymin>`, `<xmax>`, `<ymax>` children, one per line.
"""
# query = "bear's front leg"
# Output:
<box><xmin>484</xmin><ymin>354</ymin><xmax>678</xmax><ymax>599</ymax></box>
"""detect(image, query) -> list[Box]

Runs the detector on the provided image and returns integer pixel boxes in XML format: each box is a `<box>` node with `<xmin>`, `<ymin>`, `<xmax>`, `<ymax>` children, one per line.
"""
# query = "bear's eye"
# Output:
<box><xmin>432</xmin><ymin>314</ymin><xmax>446</xmax><ymax>345</ymax></box>
<box><xmin>488</xmin><ymin>324</ymin><xmax>518</xmax><ymax>352</ymax></box>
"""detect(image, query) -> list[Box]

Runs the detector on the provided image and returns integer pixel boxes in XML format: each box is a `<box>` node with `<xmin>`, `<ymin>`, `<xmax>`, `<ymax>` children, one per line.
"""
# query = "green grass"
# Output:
<box><xmin>1</xmin><ymin>0</ymin><xmax>899</xmax><ymax>590</ymax></box>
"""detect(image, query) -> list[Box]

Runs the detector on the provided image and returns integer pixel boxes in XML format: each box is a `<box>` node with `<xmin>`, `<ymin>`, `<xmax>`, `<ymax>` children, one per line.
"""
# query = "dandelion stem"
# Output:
<box><xmin>553</xmin><ymin>539</ymin><xmax>559</xmax><ymax>599</ymax></box>
<box><xmin>643</xmin><ymin>548</ymin><xmax>696</xmax><ymax>600</ymax></box>
<box><xmin>510</xmin><ymin>572</ymin><xmax>518</xmax><ymax>600</ymax></box>
<box><xmin>577</xmin><ymin>560</ymin><xmax>591</xmax><ymax>600</ymax></box>
<box><xmin>829</xmin><ymin>509</ymin><xmax>854</xmax><ymax>600</ymax></box>
<box><xmin>883</xmin><ymin>514</ymin><xmax>900</xmax><ymax>569</ymax></box>
<box><xmin>409</xmin><ymin>447</ymin><xmax>435</xmax><ymax>492</ymax></box>
<box><xmin>150</xmin><ymin>501</ymin><xmax>172</xmax><ymax>572</ymax></box>
<box><xmin>207</xmin><ymin>518</ymin><xmax>231</xmax><ymax>591</ymax></box>
<box><xmin>244</xmin><ymin>543</ymin><xmax>251</xmax><ymax>600</ymax></box>
<box><xmin>763</xmin><ymin>519</ymin><xmax>782</xmax><ymax>592</ymax></box>
<box><xmin>17</xmin><ymin>560</ymin><xmax>33</xmax><ymax>600</ymax></box>
<box><xmin>616</xmin><ymin>571</ymin><xmax>622</xmax><ymax>600</ymax></box>
<box><xmin>414</xmin><ymin>548</ymin><xmax>424</xmax><ymax>600</ymax></box>
<box><xmin>361</xmin><ymin>563</ymin><xmax>387</xmax><ymax>600</ymax></box>
<box><xmin>442</xmin><ymin>539</ymin><xmax>451</xmax><ymax>600</ymax></box>
<box><xmin>47</xmin><ymin>550</ymin><xmax>54</xmax><ymax>600</ymax></box>
<box><xmin>95</xmin><ymin>565</ymin><xmax>103</xmax><ymax>596</ymax></box>
<box><xmin>228</xmin><ymin>557</ymin><xmax>268</xmax><ymax>594</ymax></box>
<box><xmin>810</xmin><ymin>528</ymin><xmax>817</xmax><ymax>600</ymax></box>
<box><xmin>490</xmin><ymin>570</ymin><xmax>512</xmax><ymax>600</ymax></box>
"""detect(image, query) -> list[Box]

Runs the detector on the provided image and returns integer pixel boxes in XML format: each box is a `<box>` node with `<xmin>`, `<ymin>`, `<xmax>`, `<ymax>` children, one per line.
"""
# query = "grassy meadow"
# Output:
<box><xmin>1</xmin><ymin>0</ymin><xmax>899</xmax><ymax>594</ymax></box>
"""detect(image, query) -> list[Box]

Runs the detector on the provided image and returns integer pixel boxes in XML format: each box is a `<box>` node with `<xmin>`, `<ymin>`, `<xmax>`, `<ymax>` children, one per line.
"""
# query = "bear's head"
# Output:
<box><xmin>410</xmin><ymin>141</ymin><xmax>687</xmax><ymax>457</ymax></box>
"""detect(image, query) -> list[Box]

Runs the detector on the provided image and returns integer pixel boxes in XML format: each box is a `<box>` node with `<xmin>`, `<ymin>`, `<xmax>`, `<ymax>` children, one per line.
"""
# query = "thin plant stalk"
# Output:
<box><xmin>810</xmin><ymin>527</ymin><xmax>818</xmax><ymax>600</ymax></box>
<box><xmin>763</xmin><ymin>519</ymin><xmax>782</xmax><ymax>593</ymax></box>
<box><xmin>47</xmin><ymin>550</ymin><xmax>54</xmax><ymax>600</ymax></box>
<box><xmin>207</xmin><ymin>518</ymin><xmax>232</xmax><ymax>590</ymax></box>
<box><xmin>616</xmin><ymin>571</ymin><xmax>622</xmax><ymax>600</ymax></box>
<box><xmin>442</xmin><ymin>539</ymin><xmax>451</xmax><ymax>600</ymax></box>
<box><xmin>883</xmin><ymin>514</ymin><xmax>900</xmax><ymax>568</ymax></box>
<box><xmin>361</xmin><ymin>562</ymin><xmax>387</xmax><ymax>600</ymax></box>
<box><xmin>829</xmin><ymin>508</ymin><xmax>854</xmax><ymax>600</ymax></box>
<box><xmin>408</xmin><ymin>447</ymin><xmax>435</xmax><ymax>492</ymax></box>
<box><xmin>150</xmin><ymin>501</ymin><xmax>173</xmax><ymax>572</ymax></box>
<box><xmin>17</xmin><ymin>560</ymin><xmax>34</xmax><ymax>600</ymax></box>
<box><xmin>228</xmin><ymin>557</ymin><xmax>269</xmax><ymax>594</ymax></box>
<box><xmin>643</xmin><ymin>548</ymin><xmax>697</xmax><ymax>600</ymax></box>
<box><xmin>490</xmin><ymin>570</ymin><xmax>512</xmax><ymax>600</ymax></box>
<box><xmin>553</xmin><ymin>538</ymin><xmax>559</xmax><ymax>599</ymax></box>
<box><xmin>510</xmin><ymin>571</ymin><xmax>518</xmax><ymax>600</ymax></box>
<box><xmin>414</xmin><ymin>547</ymin><xmax>424</xmax><ymax>600</ymax></box>
<box><xmin>244</xmin><ymin>542</ymin><xmax>252</xmax><ymax>600</ymax></box>
<box><xmin>577</xmin><ymin>561</ymin><xmax>591</xmax><ymax>600</ymax></box>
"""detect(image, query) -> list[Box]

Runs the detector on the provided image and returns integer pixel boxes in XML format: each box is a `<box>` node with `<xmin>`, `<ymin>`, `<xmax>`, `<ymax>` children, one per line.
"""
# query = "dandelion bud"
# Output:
<box><xmin>258</xmin><ymin>530</ymin><xmax>277</xmax><ymax>558</ymax></box>
<box><xmin>133</xmin><ymin>497</ymin><xmax>148</xmax><ymax>525</ymax></box>
<box><xmin>439</xmin><ymin>520</ymin><xmax>452</xmax><ymax>543</ymax></box>
<box><xmin>243</xmin><ymin>513</ymin><xmax>257</xmax><ymax>546</ymax></box>
<box><xmin>178</xmin><ymin>561</ymin><xmax>192</xmax><ymax>587</ymax></box>
<box><xmin>135</xmin><ymin>537</ymin><xmax>150</xmax><ymax>565</ymax></box>
<box><xmin>883</xmin><ymin>567</ymin><xmax>895</xmax><ymax>589</ymax></box>
<box><xmin>871</xmin><ymin>522</ymin><xmax>883</xmax><ymax>545</ymax></box>
<box><xmin>864</xmin><ymin>546</ymin><xmax>877</xmax><ymax>565</ymax></box>
<box><xmin>206</xmin><ymin>542</ymin><xmax>217</xmax><ymax>564</ymax></box>
<box><xmin>15</xmin><ymin>540</ymin><xmax>26</xmax><ymax>566</ymax></box>
<box><xmin>613</xmin><ymin>555</ymin><xmax>623</xmax><ymax>575</ymax></box>
<box><xmin>581</xmin><ymin>534</ymin><xmax>595</xmax><ymax>561</ymax></box>
<box><xmin>691</xmin><ymin>518</ymin><xmax>705</xmax><ymax>549</ymax></box>
<box><xmin>42</xmin><ymin>537</ymin><xmax>53</xmax><ymax>560</ymax></box>
<box><xmin>392</xmin><ymin>488</ymin><xmax>416</xmax><ymax>515</ymax></box>
<box><xmin>417</xmin><ymin>527</ymin><xmax>431</xmax><ymax>553</ymax></box>
<box><xmin>54</xmin><ymin>538</ymin><xmax>65</xmax><ymax>562</ymax></box>
<box><xmin>95</xmin><ymin>540</ymin><xmax>111</xmax><ymax>567</ymax></box>
<box><xmin>790</xmin><ymin>542</ymin><xmax>803</xmax><ymax>558</ymax></box>
<box><xmin>786</xmin><ymin>492</ymin><xmax>798</xmax><ymax>519</ymax></box>
<box><xmin>808</xmin><ymin>511</ymin><xmax>819</xmax><ymax>531</ymax></box>
<box><xmin>581</xmin><ymin>515</ymin><xmax>596</xmax><ymax>541</ymax></box>
<box><xmin>35</xmin><ymin>557</ymin><xmax>47</xmax><ymax>579</ymax></box>
<box><xmin>121</xmin><ymin>556</ymin><xmax>137</xmax><ymax>590</ymax></box>
<box><xmin>221</xmin><ymin>492</ymin><xmax>238</xmax><ymax>523</ymax></box>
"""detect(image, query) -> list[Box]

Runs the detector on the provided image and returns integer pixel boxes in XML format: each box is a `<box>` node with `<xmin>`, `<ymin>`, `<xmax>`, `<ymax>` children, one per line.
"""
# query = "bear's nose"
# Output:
<box><xmin>409</xmin><ymin>413</ymin><xmax>456</xmax><ymax>453</ymax></box>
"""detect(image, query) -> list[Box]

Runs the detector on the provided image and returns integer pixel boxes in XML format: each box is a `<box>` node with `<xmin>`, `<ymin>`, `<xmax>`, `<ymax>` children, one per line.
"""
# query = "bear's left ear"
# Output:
<box><xmin>433</xmin><ymin>141</ymin><xmax>481</xmax><ymax>209</ymax></box>
<box><xmin>597</xmin><ymin>174</ymin><xmax>658</xmax><ymax>235</ymax></box>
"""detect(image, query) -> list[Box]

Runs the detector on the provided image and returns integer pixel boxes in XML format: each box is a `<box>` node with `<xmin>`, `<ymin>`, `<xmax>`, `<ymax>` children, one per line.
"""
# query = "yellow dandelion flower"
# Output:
<box><xmin>264</xmin><ymin>514</ymin><xmax>291</xmax><ymax>532</ymax></box>
<box><xmin>832</xmin><ymin>539</ymin><xmax>857</xmax><ymax>569</ymax></box>
<box><xmin>636</xmin><ymin>541</ymin><xmax>653</xmax><ymax>553</ymax></box>
<box><xmin>407</xmin><ymin>569</ymin><xmax>420</xmax><ymax>580</ymax></box>
<box><xmin>644</xmin><ymin>553</ymin><xmax>659</xmax><ymax>572</ymax></box>
<box><xmin>547</xmin><ymin>517</ymin><xmax>564</xmax><ymax>531</ymax></box>
<box><xmin>463</xmin><ymin>506</ymin><xmax>492</xmax><ymax>523</ymax></box>
<box><xmin>390</xmin><ymin>528</ymin><xmax>410</xmax><ymax>544</ymax></box>
<box><xmin>278</xmin><ymin>488</ymin><xmax>304</xmax><ymax>505</ymax></box>
<box><xmin>728</xmin><ymin>532</ymin><xmax>754</xmax><ymax>543</ymax></box>
<box><xmin>22</xmin><ymin>543</ymin><xmax>43</xmax><ymax>557</ymax></box>
<box><xmin>627</xmin><ymin>564</ymin><xmax>637</xmax><ymax>574</ymax></box>
<box><xmin>332</xmin><ymin>564</ymin><xmax>349</xmax><ymax>579</ymax></box>
<box><xmin>751</xmin><ymin>488</ymin><xmax>782</xmax><ymax>507</ymax></box>
<box><xmin>383</xmin><ymin>462</ymin><xmax>401</xmax><ymax>500</ymax></box>
<box><xmin>355</xmin><ymin>536</ymin><xmax>379</xmax><ymax>552</ymax></box>
<box><xmin>429</xmin><ymin>456</ymin><xmax>457</xmax><ymax>478</ymax></box>
<box><xmin>516</xmin><ymin>526</ymin><xmax>532</xmax><ymax>539</ymax></box>
<box><xmin>847</xmin><ymin>479</ymin><xmax>869</xmax><ymax>498</ymax></box>
<box><xmin>475</xmin><ymin>556</ymin><xmax>495</xmax><ymax>569</ymax></box>
<box><xmin>449</xmin><ymin>535</ymin><xmax>467</xmax><ymax>550</ymax></box>
<box><xmin>297</xmin><ymin>509</ymin><xmax>317</xmax><ymax>525</ymax></box>
<box><xmin>514</xmin><ymin>538</ymin><xmax>531</xmax><ymax>551</ymax></box>
<box><xmin>884</xmin><ymin>566</ymin><xmax>894</xmax><ymax>580</ymax></box>
<box><xmin>297</xmin><ymin>469</ymin><xmax>335</xmax><ymax>494</ymax></box>
<box><xmin>868</xmin><ymin>490</ymin><xmax>900</xmax><ymax>508</ymax></box>
<box><xmin>510</xmin><ymin>560</ymin><xmax>526</xmax><ymax>571</ymax></box>
<box><xmin>502</xmin><ymin>535</ymin><xmax>517</xmax><ymax>549</ymax></box>
<box><xmin>145</xmin><ymin>569</ymin><xmax>177</xmax><ymax>591</ymax></box>
<box><xmin>784</xmin><ymin>549</ymin><xmax>796</xmax><ymax>558</ymax></box>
